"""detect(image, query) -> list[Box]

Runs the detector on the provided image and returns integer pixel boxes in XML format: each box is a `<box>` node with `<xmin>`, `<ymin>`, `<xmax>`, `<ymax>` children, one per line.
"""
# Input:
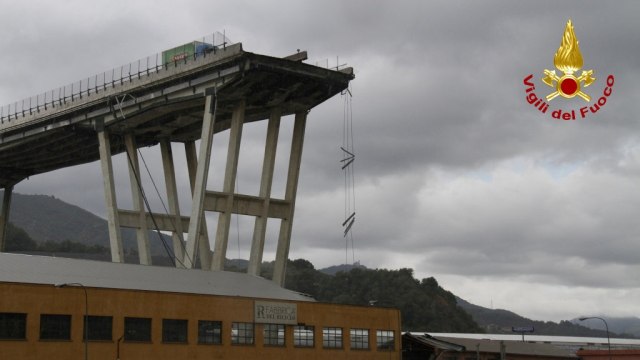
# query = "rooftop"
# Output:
<box><xmin>0</xmin><ymin>252</ymin><xmax>313</xmax><ymax>302</ymax></box>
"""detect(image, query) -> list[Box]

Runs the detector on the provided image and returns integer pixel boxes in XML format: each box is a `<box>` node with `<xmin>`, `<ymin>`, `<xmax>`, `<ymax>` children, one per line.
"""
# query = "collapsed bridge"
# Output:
<box><xmin>0</xmin><ymin>34</ymin><xmax>353</xmax><ymax>285</ymax></box>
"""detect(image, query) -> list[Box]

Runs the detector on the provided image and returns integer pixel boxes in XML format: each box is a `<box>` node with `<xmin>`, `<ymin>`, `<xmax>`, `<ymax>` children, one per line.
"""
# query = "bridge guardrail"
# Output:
<box><xmin>0</xmin><ymin>31</ymin><xmax>231</xmax><ymax>126</ymax></box>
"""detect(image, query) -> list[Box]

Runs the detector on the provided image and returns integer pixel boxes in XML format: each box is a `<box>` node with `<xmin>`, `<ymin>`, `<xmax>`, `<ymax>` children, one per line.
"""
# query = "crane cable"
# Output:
<box><xmin>341</xmin><ymin>86</ymin><xmax>356</xmax><ymax>265</ymax></box>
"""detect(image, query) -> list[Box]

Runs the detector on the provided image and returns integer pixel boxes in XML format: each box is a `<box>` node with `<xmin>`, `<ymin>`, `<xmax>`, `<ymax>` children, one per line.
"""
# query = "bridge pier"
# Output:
<box><xmin>248</xmin><ymin>108</ymin><xmax>281</xmax><ymax>276</ymax></box>
<box><xmin>125</xmin><ymin>133</ymin><xmax>152</xmax><ymax>265</ymax></box>
<box><xmin>211</xmin><ymin>100</ymin><xmax>246</xmax><ymax>271</ymax></box>
<box><xmin>97</xmin><ymin>126</ymin><xmax>125</xmax><ymax>263</ymax></box>
<box><xmin>160</xmin><ymin>139</ymin><xmax>186</xmax><ymax>268</ymax></box>
<box><xmin>0</xmin><ymin>185</ymin><xmax>13</xmax><ymax>251</ymax></box>
<box><xmin>185</xmin><ymin>140</ymin><xmax>212</xmax><ymax>269</ymax></box>
<box><xmin>273</xmin><ymin>111</ymin><xmax>307</xmax><ymax>286</ymax></box>
<box><xmin>185</xmin><ymin>93</ymin><xmax>217</xmax><ymax>268</ymax></box>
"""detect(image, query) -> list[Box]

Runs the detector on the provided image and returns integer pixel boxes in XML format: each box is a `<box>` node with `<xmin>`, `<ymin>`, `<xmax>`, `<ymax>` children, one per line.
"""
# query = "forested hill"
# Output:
<box><xmin>275</xmin><ymin>259</ymin><xmax>483</xmax><ymax>332</ymax></box>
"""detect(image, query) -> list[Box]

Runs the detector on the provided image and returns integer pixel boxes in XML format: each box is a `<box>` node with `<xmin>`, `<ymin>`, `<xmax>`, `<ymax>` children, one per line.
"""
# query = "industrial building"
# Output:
<box><xmin>0</xmin><ymin>252</ymin><xmax>400</xmax><ymax>359</ymax></box>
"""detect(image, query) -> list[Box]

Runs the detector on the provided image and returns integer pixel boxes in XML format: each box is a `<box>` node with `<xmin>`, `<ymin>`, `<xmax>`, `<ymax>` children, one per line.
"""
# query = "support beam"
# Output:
<box><xmin>185</xmin><ymin>94</ymin><xmax>216</xmax><ymax>268</ymax></box>
<box><xmin>160</xmin><ymin>139</ymin><xmax>185</xmax><ymax>267</ymax></box>
<box><xmin>273</xmin><ymin>111</ymin><xmax>307</xmax><ymax>286</ymax></box>
<box><xmin>248</xmin><ymin>108</ymin><xmax>281</xmax><ymax>276</ymax></box>
<box><xmin>203</xmin><ymin>191</ymin><xmax>289</xmax><ymax>219</ymax></box>
<box><xmin>125</xmin><ymin>134</ymin><xmax>152</xmax><ymax>265</ymax></box>
<box><xmin>0</xmin><ymin>185</ymin><xmax>14</xmax><ymax>251</ymax></box>
<box><xmin>97</xmin><ymin>127</ymin><xmax>124</xmax><ymax>263</ymax></box>
<box><xmin>211</xmin><ymin>101</ymin><xmax>245</xmax><ymax>271</ymax></box>
<box><xmin>117</xmin><ymin>193</ymin><xmax>291</xmax><ymax>232</ymax></box>
<box><xmin>185</xmin><ymin>141</ymin><xmax>212</xmax><ymax>269</ymax></box>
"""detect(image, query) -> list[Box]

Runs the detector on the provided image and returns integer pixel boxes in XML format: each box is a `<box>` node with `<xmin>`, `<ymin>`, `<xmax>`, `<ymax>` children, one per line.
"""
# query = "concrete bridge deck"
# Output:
<box><xmin>0</xmin><ymin>43</ymin><xmax>353</xmax><ymax>187</ymax></box>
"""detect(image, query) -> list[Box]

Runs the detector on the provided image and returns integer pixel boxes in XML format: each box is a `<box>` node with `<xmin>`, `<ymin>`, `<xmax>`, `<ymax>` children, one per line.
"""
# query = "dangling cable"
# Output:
<box><xmin>138</xmin><ymin>147</ymin><xmax>193</xmax><ymax>267</ymax></box>
<box><xmin>340</xmin><ymin>85</ymin><xmax>356</xmax><ymax>264</ymax></box>
<box><xmin>235</xmin><ymin>174</ymin><xmax>241</xmax><ymax>262</ymax></box>
<box><xmin>123</xmin><ymin>141</ymin><xmax>186</xmax><ymax>268</ymax></box>
<box><xmin>108</xmin><ymin>105</ymin><xmax>185</xmax><ymax>267</ymax></box>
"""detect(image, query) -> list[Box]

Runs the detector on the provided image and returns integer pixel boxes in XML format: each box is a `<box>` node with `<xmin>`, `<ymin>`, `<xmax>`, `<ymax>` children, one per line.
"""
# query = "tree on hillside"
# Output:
<box><xmin>282</xmin><ymin>260</ymin><xmax>482</xmax><ymax>332</ymax></box>
<box><xmin>4</xmin><ymin>222</ymin><xmax>108</xmax><ymax>254</ymax></box>
<box><xmin>4</xmin><ymin>222</ymin><xmax>38</xmax><ymax>251</ymax></box>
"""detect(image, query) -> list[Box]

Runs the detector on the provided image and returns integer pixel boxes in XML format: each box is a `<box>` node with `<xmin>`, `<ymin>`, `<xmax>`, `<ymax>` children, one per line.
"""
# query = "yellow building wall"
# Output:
<box><xmin>0</xmin><ymin>282</ymin><xmax>401</xmax><ymax>359</ymax></box>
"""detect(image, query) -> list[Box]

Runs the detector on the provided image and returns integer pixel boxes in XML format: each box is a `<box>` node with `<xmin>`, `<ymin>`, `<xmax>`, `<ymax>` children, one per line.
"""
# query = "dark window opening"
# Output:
<box><xmin>0</xmin><ymin>313</ymin><xmax>27</xmax><ymax>340</ymax></box>
<box><xmin>40</xmin><ymin>314</ymin><xmax>71</xmax><ymax>340</ymax></box>
<box><xmin>84</xmin><ymin>315</ymin><xmax>112</xmax><ymax>341</ymax></box>
<box><xmin>124</xmin><ymin>317</ymin><xmax>151</xmax><ymax>342</ymax></box>
<box><xmin>198</xmin><ymin>320</ymin><xmax>222</xmax><ymax>345</ymax></box>
<box><xmin>162</xmin><ymin>319</ymin><xmax>188</xmax><ymax>343</ymax></box>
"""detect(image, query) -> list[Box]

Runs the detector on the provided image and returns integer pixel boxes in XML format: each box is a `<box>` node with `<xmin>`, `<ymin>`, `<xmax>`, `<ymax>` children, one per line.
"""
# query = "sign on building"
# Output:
<box><xmin>254</xmin><ymin>301</ymin><xmax>297</xmax><ymax>325</ymax></box>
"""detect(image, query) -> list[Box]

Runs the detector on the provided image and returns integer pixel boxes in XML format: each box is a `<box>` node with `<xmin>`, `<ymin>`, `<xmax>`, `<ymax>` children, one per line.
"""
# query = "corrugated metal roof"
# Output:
<box><xmin>428</xmin><ymin>332</ymin><xmax>640</xmax><ymax>346</ymax></box>
<box><xmin>403</xmin><ymin>333</ymin><xmax>465</xmax><ymax>352</ymax></box>
<box><xmin>0</xmin><ymin>252</ymin><xmax>313</xmax><ymax>302</ymax></box>
<box><xmin>436</xmin><ymin>336</ymin><xmax>576</xmax><ymax>358</ymax></box>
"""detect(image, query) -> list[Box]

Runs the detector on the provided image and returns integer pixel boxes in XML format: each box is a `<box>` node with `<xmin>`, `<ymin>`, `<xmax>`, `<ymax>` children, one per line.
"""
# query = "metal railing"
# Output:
<box><xmin>0</xmin><ymin>31</ymin><xmax>232</xmax><ymax>125</ymax></box>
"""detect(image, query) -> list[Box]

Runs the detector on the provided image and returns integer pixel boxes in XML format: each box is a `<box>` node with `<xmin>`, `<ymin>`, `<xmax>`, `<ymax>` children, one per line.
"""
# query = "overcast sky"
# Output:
<box><xmin>2</xmin><ymin>0</ymin><xmax>640</xmax><ymax>323</ymax></box>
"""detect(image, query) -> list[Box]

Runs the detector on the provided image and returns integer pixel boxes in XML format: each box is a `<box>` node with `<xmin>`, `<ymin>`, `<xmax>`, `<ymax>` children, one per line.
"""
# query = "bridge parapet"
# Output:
<box><xmin>0</xmin><ymin>31</ymin><xmax>231</xmax><ymax>128</ymax></box>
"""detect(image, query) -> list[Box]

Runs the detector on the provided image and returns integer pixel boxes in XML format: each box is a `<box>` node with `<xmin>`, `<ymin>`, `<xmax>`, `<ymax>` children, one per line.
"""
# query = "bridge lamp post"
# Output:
<box><xmin>579</xmin><ymin>316</ymin><xmax>611</xmax><ymax>360</ymax></box>
<box><xmin>56</xmin><ymin>283</ymin><xmax>88</xmax><ymax>360</ymax></box>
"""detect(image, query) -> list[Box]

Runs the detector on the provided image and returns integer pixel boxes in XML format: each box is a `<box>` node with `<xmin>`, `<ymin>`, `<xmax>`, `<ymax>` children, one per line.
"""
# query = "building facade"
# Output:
<box><xmin>0</xmin><ymin>253</ymin><xmax>401</xmax><ymax>359</ymax></box>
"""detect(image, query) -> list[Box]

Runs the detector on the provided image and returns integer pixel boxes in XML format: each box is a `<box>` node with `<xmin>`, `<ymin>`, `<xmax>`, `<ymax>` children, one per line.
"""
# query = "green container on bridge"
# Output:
<box><xmin>162</xmin><ymin>41</ymin><xmax>215</xmax><ymax>65</ymax></box>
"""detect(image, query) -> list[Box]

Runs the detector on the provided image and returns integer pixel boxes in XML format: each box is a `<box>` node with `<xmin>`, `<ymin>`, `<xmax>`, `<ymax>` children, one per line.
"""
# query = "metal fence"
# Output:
<box><xmin>0</xmin><ymin>31</ymin><xmax>231</xmax><ymax>125</ymax></box>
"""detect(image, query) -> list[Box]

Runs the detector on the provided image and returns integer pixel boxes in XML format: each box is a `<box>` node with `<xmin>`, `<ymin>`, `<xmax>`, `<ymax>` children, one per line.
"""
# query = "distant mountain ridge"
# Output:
<box><xmin>319</xmin><ymin>261</ymin><xmax>366</xmax><ymax>275</ymax></box>
<box><xmin>457</xmin><ymin>297</ymin><xmax>639</xmax><ymax>339</ymax></box>
<box><xmin>569</xmin><ymin>317</ymin><xmax>640</xmax><ymax>338</ymax></box>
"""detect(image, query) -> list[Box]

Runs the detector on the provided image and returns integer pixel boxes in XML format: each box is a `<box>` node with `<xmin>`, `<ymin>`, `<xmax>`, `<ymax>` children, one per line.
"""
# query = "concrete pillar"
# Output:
<box><xmin>0</xmin><ymin>185</ymin><xmax>14</xmax><ymax>251</ymax></box>
<box><xmin>97</xmin><ymin>127</ymin><xmax>125</xmax><ymax>262</ymax></box>
<box><xmin>273</xmin><ymin>111</ymin><xmax>307</xmax><ymax>286</ymax></box>
<box><xmin>185</xmin><ymin>94</ymin><xmax>217</xmax><ymax>268</ymax></box>
<box><xmin>185</xmin><ymin>141</ymin><xmax>212</xmax><ymax>269</ymax></box>
<box><xmin>125</xmin><ymin>133</ymin><xmax>152</xmax><ymax>265</ymax></box>
<box><xmin>160</xmin><ymin>139</ymin><xmax>185</xmax><ymax>268</ymax></box>
<box><xmin>211</xmin><ymin>100</ymin><xmax>245</xmax><ymax>271</ymax></box>
<box><xmin>247</xmin><ymin>108</ymin><xmax>281</xmax><ymax>276</ymax></box>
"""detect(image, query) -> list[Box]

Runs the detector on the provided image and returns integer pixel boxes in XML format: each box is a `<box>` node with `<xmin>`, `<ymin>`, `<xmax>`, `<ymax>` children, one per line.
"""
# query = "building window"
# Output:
<box><xmin>376</xmin><ymin>329</ymin><xmax>395</xmax><ymax>350</ymax></box>
<box><xmin>293</xmin><ymin>325</ymin><xmax>314</xmax><ymax>347</ymax></box>
<box><xmin>322</xmin><ymin>327</ymin><xmax>342</xmax><ymax>348</ymax></box>
<box><xmin>231</xmin><ymin>322</ymin><xmax>254</xmax><ymax>345</ymax></box>
<box><xmin>162</xmin><ymin>319</ymin><xmax>188</xmax><ymax>343</ymax></box>
<box><xmin>40</xmin><ymin>314</ymin><xmax>71</xmax><ymax>340</ymax></box>
<box><xmin>350</xmin><ymin>328</ymin><xmax>369</xmax><ymax>350</ymax></box>
<box><xmin>198</xmin><ymin>320</ymin><xmax>222</xmax><ymax>345</ymax></box>
<box><xmin>84</xmin><ymin>316</ymin><xmax>112</xmax><ymax>341</ymax></box>
<box><xmin>0</xmin><ymin>313</ymin><xmax>27</xmax><ymax>340</ymax></box>
<box><xmin>124</xmin><ymin>317</ymin><xmax>151</xmax><ymax>342</ymax></box>
<box><xmin>263</xmin><ymin>324</ymin><xmax>285</xmax><ymax>346</ymax></box>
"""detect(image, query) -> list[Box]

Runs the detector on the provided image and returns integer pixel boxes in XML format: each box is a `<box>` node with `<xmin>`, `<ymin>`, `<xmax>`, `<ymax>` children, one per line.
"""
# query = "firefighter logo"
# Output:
<box><xmin>541</xmin><ymin>19</ymin><xmax>595</xmax><ymax>102</ymax></box>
